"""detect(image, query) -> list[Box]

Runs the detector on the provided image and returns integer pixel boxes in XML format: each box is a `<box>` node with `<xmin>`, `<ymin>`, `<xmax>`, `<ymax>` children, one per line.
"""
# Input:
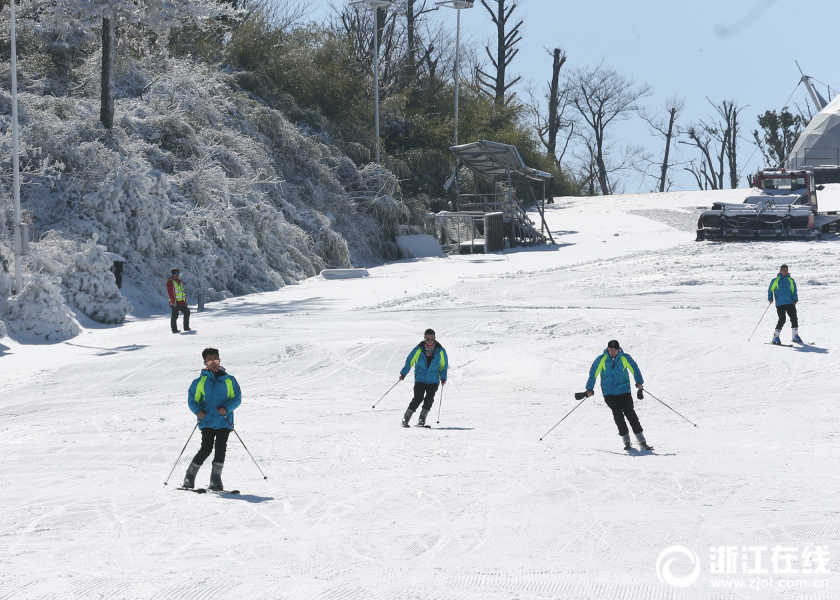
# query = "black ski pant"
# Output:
<box><xmin>192</xmin><ymin>428</ymin><xmax>230</xmax><ymax>465</ymax></box>
<box><xmin>171</xmin><ymin>304</ymin><xmax>190</xmax><ymax>332</ymax></box>
<box><xmin>775</xmin><ymin>304</ymin><xmax>798</xmax><ymax>330</ymax></box>
<box><xmin>408</xmin><ymin>382</ymin><xmax>439</xmax><ymax>412</ymax></box>
<box><xmin>604</xmin><ymin>392</ymin><xmax>643</xmax><ymax>436</ymax></box>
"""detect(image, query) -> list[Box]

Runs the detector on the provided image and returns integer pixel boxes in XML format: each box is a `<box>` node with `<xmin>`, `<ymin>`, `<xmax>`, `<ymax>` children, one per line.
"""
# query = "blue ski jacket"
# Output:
<box><xmin>585</xmin><ymin>349</ymin><xmax>643</xmax><ymax>396</ymax></box>
<box><xmin>187</xmin><ymin>368</ymin><xmax>242</xmax><ymax>430</ymax></box>
<box><xmin>768</xmin><ymin>273</ymin><xmax>798</xmax><ymax>306</ymax></box>
<box><xmin>400</xmin><ymin>341</ymin><xmax>448</xmax><ymax>384</ymax></box>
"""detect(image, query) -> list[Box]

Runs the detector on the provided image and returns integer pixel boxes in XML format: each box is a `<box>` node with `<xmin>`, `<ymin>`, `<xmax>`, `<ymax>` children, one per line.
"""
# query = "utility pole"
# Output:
<box><xmin>349</xmin><ymin>0</ymin><xmax>393</xmax><ymax>164</ymax></box>
<box><xmin>10</xmin><ymin>0</ymin><xmax>25</xmax><ymax>293</ymax></box>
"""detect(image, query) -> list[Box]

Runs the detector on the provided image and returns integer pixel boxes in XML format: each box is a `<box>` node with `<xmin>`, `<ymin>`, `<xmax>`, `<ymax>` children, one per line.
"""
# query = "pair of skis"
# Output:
<box><xmin>766</xmin><ymin>340</ymin><xmax>814</xmax><ymax>348</ymax></box>
<box><xmin>178</xmin><ymin>487</ymin><xmax>240</xmax><ymax>495</ymax></box>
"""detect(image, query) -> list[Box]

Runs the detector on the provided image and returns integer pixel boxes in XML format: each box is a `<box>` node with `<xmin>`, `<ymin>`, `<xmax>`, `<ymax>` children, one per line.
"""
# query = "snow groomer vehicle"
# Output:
<box><xmin>695</xmin><ymin>167</ymin><xmax>840</xmax><ymax>241</ymax></box>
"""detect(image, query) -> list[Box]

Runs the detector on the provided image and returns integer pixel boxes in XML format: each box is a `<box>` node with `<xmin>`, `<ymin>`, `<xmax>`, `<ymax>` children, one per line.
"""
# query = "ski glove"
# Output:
<box><xmin>636</xmin><ymin>389</ymin><xmax>644</xmax><ymax>400</ymax></box>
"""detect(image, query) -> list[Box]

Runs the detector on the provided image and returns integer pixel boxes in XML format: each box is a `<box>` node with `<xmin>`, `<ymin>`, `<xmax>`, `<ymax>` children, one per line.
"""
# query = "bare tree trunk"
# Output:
<box><xmin>658</xmin><ymin>106</ymin><xmax>676</xmax><ymax>193</ymax></box>
<box><xmin>546</xmin><ymin>48</ymin><xmax>566</xmax><ymax>159</ymax></box>
<box><xmin>477</xmin><ymin>0</ymin><xmax>522</xmax><ymax>105</ymax></box>
<box><xmin>100</xmin><ymin>15</ymin><xmax>115</xmax><ymax>129</ymax></box>
<box><xmin>406</xmin><ymin>0</ymin><xmax>417</xmax><ymax>81</ymax></box>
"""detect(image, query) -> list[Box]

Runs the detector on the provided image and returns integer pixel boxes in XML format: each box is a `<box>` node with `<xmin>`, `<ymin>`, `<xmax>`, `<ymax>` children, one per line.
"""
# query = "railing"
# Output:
<box><xmin>787</xmin><ymin>147</ymin><xmax>840</xmax><ymax>169</ymax></box>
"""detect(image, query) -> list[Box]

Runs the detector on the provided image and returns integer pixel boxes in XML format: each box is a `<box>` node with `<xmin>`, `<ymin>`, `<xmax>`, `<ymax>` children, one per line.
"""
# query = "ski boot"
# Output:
<box><xmin>208</xmin><ymin>461</ymin><xmax>225</xmax><ymax>491</ymax></box>
<box><xmin>182</xmin><ymin>462</ymin><xmax>201</xmax><ymax>489</ymax></box>
<box><xmin>636</xmin><ymin>433</ymin><xmax>654</xmax><ymax>451</ymax></box>
<box><xmin>792</xmin><ymin>328</ymin><xmax>803</xmax><ymax>343</ymax></box>
<box><xmin>416</xmin><ymin>409</ymin><xmax>430</xmax><ymax>427</ymax></box>
<box><xmin>401</xmin><ymin>409</ymin><xmax>413</xmax><ymax>428</ymax></box>
<box><xmin>772</xmin><ymin>329</ymin><xmax>782</xmax><ymax>345</ymax></box>
<box><xmin>622</xmin><ymin>434</ymin><xmax>632</xmax><ymax>450</ymax></box>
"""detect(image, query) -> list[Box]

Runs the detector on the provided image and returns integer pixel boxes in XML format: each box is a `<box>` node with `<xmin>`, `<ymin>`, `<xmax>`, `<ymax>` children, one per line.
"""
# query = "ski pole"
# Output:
<box><xmin>163</xmin><ymin>422</ymin><xmax>199</xmax><ymax>487</ymax></box>
<box><xmin>539</xmin><ymin>393</ymin><xmax>589</xmax><ymax>441</ymax></box>
<box><xmin>436</xmin><ymin>384</ymin><xmax>444</xmax><ymax>424</ymax></box>
<box><xmin>224</xmin><ymin>416</ymin><xmax>268</xmax><ymax>480</ymax></box>
<box><xmin>372</xmin><ymin>380</ymin><xmax>401</xmax><ymax>409</ymax></box>
<box><xmin>644</xmin><ymin>390</ymin><xmax>698</xmax><ymax>427</ymax></box>
<box><xmin>748</xmin><ymin>302</ymin><xmax>773</xmax><ymax>341</ymax></box>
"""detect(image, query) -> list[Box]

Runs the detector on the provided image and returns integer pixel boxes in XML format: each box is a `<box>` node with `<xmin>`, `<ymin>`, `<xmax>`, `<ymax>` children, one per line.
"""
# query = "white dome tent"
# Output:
<box><xmin>787</xmin><ymin>91</ymin><xmax>840</xmax><ymax>169</ymax></box>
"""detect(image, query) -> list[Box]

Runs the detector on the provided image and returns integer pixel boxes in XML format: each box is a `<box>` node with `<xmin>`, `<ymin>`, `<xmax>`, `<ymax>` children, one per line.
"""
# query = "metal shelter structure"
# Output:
<box><xmin>436</xmin><ymin>141</ymin><xmax>554</xmax><ymax>253</ymax></box>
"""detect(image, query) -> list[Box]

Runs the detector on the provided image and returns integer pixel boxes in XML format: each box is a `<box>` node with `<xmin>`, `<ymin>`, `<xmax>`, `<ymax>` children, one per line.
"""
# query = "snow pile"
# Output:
<box><xmin>2</xmin><ymin>275</ymin><xmax>81</xmax><ymax>341</ymax></box>
<box><xmin>61</xmin><ymin>236</ymin><xmax>132</xmax><ymax>324</ymax></box>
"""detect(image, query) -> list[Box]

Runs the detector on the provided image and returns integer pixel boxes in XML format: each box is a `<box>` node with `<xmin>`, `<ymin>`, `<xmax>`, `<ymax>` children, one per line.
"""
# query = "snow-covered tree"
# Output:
<box><xmin>61</xmin><ymin>235</ymin><xmax>132</xmax><ymax>324</ymax></box>
<box><xmin>3</xmin><ymin>276</ymin><xmax>81</xmax><ymax>341</ymax></box>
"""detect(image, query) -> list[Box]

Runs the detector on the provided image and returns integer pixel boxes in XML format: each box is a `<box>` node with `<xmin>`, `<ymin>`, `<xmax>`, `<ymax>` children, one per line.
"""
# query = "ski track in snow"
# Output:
<box><xmin>2</xmin><ymin>189</ymin><xmax>840</xmax><ymax>599</ymax></box>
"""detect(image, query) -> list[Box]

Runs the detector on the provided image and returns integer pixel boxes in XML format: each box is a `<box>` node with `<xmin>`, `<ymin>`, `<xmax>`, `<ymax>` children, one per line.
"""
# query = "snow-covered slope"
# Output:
<box><xmin>2</xmin><ymin>188</ymin><xmax>839</xmax><ymax>599</ymax></box>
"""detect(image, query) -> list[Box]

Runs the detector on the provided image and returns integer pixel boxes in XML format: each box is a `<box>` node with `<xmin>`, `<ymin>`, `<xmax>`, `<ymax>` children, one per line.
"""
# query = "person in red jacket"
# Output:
<box><xmin>167</xmin><ymin>268</ymin><xmax>191</xmax><ymax>333</ymax></box>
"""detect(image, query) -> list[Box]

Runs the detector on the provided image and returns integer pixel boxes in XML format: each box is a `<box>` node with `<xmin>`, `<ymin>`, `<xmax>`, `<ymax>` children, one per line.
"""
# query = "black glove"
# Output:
<box><xmin>574</xmin><ymin>392</ymin><xmax>587</xmax><ymax>400</ymax></box>
<box><xmin>636</xmin><ymin>389</ymin><xmax>644</xmax><ymax>400</ymax></box>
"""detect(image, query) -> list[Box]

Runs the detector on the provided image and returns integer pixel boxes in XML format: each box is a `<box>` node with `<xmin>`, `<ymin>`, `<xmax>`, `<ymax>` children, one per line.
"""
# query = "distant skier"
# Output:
<box><xmin>399</xmin><ymin>329</ymin><xmax>448</xmax><ymax>428</ymax></box>
<box><xmin>167</xmin><ymin>268</ymin><xmax>190</xmax><ymax>334</ymax></box>
<box><xmin>585</xmin><ymin>340</ymin><xmax>651</xmax><ymax>450</ymax></box>
<box><xmin>182</xmin><ymin>347</ymin><xmax>242</xmax><ymax>491</ymax></box>
<box><xmin>768</xmin><ymin>264</ymin><xmax>801</xmax><ymax>344</ymax></box>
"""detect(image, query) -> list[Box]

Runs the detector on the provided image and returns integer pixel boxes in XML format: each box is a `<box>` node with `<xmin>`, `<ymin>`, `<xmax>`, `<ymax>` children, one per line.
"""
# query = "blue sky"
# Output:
<box><xmin>303</xmin><ymin>0</ymin><xmax>840</xmax><ymax>191</ymax></box>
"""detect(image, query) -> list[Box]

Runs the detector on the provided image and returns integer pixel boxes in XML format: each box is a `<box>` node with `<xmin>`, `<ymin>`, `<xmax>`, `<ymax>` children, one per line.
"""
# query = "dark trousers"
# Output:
<box><xmin>192</xmin><ymin>428</ymin><xmax>230</xmax><ymax>465</ymax></box>
<box><xmin>604</xmin><ymin>392</ymin><xmax>643</xmax><ymax>436</ymax></box>
<box><xmin>775</xmin><ymin>304</ymin><xmax>798</xmax><ymax>329</ymax></box>
<box><xmin>171</xmin><ymin>304</ymin><xmax>190</xmax><ymax>332</ymax></box>
<box><xmin>408</xmin><ymin>382</ymin><xmax>439</xmax><ymax>412</ymax></box>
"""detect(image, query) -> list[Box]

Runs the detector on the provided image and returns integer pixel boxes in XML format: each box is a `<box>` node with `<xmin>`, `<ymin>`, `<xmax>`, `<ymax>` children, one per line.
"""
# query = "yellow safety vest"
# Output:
<box><xmin>172</xmin><ymin>279</ymin><xmax>186</xmax><ymax>302</ymax></box>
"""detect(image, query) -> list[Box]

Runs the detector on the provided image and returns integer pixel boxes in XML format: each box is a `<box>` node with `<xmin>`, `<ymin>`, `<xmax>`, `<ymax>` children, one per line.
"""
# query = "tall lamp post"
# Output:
<box><xmin>435</xmin><ymin>0</ymin><xmax>473</xmax><ymax>146</ymax></box>
<box><xmin>437</xmin><ymin>0</ymin><xmax>472</xmax><ymax>211</ymax></box>
<box><xmin>349</xmin><ymin>0</ymin><xmax>392</xmax><ymax>164</ymax></box>
<box><xmin>9</xmin><ymin>0</ymin><xmax>24</xmax><ymax>294</ymax></box>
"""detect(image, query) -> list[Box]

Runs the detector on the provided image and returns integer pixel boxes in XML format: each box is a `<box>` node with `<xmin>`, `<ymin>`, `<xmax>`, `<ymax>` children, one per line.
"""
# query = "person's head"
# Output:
<box><xmin>607</xmin><ymin>339</ymin><xmax>620</xmax><ymax>357</ymax></box>
<box><xmin>424</xmin><ymin>328</ymin><xmax>436</xmax><ymax>343</ymax></box>
<box><xmin>171</xmin><ymin>268</ymin><xmax>181</xmax><ymax>280</ymax></box>
<box><xmin>780</xmin><ymin>264</ymin><xmax>789</xmax><ymax>276</ymax></box>
<box><xmin>202</xmin><ymin>347</ymin><xmax>220</xmax><ymax>371</ymax></box>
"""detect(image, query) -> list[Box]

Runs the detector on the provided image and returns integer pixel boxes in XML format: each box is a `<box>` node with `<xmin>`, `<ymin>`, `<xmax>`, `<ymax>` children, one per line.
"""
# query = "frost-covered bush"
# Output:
<box><xmin>3</xmin><ymin>275</ymin><xmax>81</xmax><ymax>341</ymax></box>
<box><xmin>61</xmin><ymin>236</ymin><xmax>132</xmax><ymax>323</ymax></box>
<box><xmin>2</xmin><ymin>50</ymin><xmax>417</xmax><ymax>307</ymax></box>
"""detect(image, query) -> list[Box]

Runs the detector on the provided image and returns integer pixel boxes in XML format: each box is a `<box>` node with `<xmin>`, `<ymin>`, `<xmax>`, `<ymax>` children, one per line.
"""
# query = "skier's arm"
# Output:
<box><xmin>626</xmin><ymin>355</ymin><xmax>644</xmax><ymax>387</ymax></box>
<box><xmin>768</xmin><ymin>280</ymin><xmax>774</xmax><ymax>303</ymax></box>
<box><xmin>222</xmin><ymin>377</ymin><xmax>242</xmax><ymax>413</ymax></box>
<box><xmin>187</xmin><ymin>379</ymin><xmax>203</xmax><ymax>417</ymax></box>
<box><xmin>439</xmin><ymin>349</ymin><xmax>448</xmax><ymax>384</ymax></box>
<box><xmin>585</xmin><ymin>356</ymin><xmax>600</xmax><ymax>393</ymax></box>
<box><xmin>792</xmin><ymin>278</ymin><xmax>798</xmax><ymax>303</ymax></box>
<box><xmin>399</xmin><ymin>348</ymin><xmax>415</xmax><ymax>378</ymax></box>
<box><xmin>167</xmin><ymin>280</ymin><xmax>176</xmax><ymax>306</ymax></box>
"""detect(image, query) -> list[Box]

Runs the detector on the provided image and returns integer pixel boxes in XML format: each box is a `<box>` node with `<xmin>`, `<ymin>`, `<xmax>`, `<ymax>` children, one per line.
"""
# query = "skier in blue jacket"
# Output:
<box><xmin>399</xmin><ymin>328</ymin><xmax>448</xmax><ymax>427</ymax></box>
<box><xmin>768</xmin><ymin>264</ymin><xmax>802</xmax><ymax>344</ymax></box>
<box><xmin>585</xmin><ymin>340</ymin><xmax>651</xmax><ymax>450</ymax></box>
<box><xmin>182</xmin><ymin>347</ymin><xmax>242</xmax><ymax>490</ymax></box>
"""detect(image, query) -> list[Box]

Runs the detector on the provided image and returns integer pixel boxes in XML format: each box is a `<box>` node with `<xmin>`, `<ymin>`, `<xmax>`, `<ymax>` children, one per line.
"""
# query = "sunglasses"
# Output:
<box><xmin>425</xmin><ymin>337</ymin><xmax>435</xmax><ymax>341</ymax></box>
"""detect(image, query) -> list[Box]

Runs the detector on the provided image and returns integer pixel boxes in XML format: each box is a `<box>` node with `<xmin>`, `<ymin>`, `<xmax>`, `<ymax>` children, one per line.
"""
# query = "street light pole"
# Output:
<box><xmin>9</xmin><ymin>0</ymin><xmax>23</xmax><ymax>294</ymax></box>
<box><xmin>436</xmin><ymin>0</ymin><xmax>472</xmax><ymax>146</ymax></box>
<box><xmin>349</xmin><ymin>0</ymin><xmax>392</xmax><ymax>164</ymax></box>
<box><xmin>436</xmin><ymin>1</ymin><xmax>472</xmax><ymax>211</ymax></box>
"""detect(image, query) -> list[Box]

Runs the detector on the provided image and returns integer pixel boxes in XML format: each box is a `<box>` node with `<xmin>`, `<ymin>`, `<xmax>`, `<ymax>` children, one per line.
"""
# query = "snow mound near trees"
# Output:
<box><xmin>2</xmin><ymin>275</ymin><xmax>82</xmax><ymax>341</ymax></box>
<box><xmin>1</xmin><ymin>57</ymin><xmax>417</xmax><ymax>311</ymax></box>
<box><xmin>61</xmin><ymin>236</ymin><xmax>132</xmax><ymax>324</ymax></box>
